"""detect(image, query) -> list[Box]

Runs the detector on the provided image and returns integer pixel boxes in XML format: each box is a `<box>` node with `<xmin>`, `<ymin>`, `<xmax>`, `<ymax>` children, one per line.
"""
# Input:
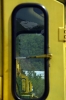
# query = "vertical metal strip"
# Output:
<box><xmin>0</xmin><ymin>0</ymin><xmax>2</xmax><ymax>99</ymax></box>
<box><xmin>63</xmin><ymin>43</ymin><xmax>66</xmax><ymax>100</ymax></box>
<box><xmin>0</xmin><ymin>0</ymin><xmax>4</xmax><ymax>100</ymax></box>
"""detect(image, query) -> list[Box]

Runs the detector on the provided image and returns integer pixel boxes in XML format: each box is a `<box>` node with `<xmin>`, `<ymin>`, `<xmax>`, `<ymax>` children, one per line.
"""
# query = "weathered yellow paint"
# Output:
<box><xmin>2</xmin><ymin>0</ymin><xmax>65</xmax><ymax>100</ymax></box>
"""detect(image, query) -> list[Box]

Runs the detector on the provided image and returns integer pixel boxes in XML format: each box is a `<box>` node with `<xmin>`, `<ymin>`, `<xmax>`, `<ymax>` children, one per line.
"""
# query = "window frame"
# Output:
<box><xmin>12</xmin><ymin>3</ymin><xmax>49</xmax><ymax>100</ymax></box>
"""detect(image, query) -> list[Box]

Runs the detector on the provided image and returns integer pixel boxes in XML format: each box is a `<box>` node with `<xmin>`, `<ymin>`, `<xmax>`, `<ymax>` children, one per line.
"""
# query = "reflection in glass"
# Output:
<box><xmin>15</xmin><ymin>7</ymin><xmax>45</xmax><ymax>99</ymax></box>
<box><xmin>15</xmin><ymin>7</ymin><xmax>44</xmax><ymax>34</ymax></box>
<box><xmin>16</xmin><ymin>34</ymin><xmax>45</xmax><ymax>99</ymax></box>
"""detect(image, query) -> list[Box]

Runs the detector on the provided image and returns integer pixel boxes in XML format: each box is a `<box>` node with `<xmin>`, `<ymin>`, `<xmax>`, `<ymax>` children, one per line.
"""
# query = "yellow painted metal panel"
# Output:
<box><xmin>65</xmin><ymin>47</ymin><xmax>66</xmax><ymax>100</ymax></box>
<box><xmin>64</xmin><ymin>43</ymin><xmax>66</xmax><ymax>100</ymax></box>
<box><xmin>2</xmin><ymin>0</ymin><xmax>64</xmax><ymax>100</ymax></box>
<box><xmin>0</xmin><ymin>77</ymin><xmax>2</xmax><ymax>100</ymax></box>
<box><xmin>46</xmin><ymin>1</ymin><xmax>64</xmax><ymax>100</ymax></box>
<box><xmin>64</xmin><ymin>5</ymin><xmax>66</xmax><ymax>25</ymax></box>
<box><xmin>0</xmin><ymin>0</ymin><xmax>3</xmax><ymax>100</ymax></box>
<box><xmin>0</xmin><ymin>0</ymin><xmax>2</xmax><ymax>77</ymax></box>
<box><xmin>58</xmin><ymin>27</ymin><xmax>64</xmax><ymax>42</ymax></box>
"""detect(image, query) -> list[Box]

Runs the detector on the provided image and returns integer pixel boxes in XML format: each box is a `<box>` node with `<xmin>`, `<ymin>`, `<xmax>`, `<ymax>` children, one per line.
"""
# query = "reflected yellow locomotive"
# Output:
<box><xmin>16</xmin><ymin>60</ymin><xmax>38</xmax><ymax>99</ymax></box>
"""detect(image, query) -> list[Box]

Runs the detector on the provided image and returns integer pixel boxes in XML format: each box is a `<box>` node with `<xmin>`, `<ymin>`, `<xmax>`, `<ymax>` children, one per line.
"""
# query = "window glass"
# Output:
<box><xmin>16</xmin><ymin>33</ymin><xmax>45</xmax><ymax>98</ymax></box>
<box><xmin>12</xmin><ymin>4</ymin><xmax>49</xmax><ymax>100</ymax></box>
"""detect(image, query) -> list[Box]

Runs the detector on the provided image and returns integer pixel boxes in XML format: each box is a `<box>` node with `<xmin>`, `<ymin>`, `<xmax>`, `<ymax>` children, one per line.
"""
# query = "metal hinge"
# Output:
<box><xmin>58</xmin><ymin>26</ymin><xmax>66</xmax><ymax>42</ymax></box>
<box><xmin>64</xmin><ymin>25</ymin><xmax>66</xmax><ymax>42</ymax></box>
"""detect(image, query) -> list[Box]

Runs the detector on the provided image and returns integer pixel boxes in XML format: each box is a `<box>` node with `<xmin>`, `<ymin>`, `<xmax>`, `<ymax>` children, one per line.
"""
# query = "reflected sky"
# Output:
<box><xmin>24</xmin><ymin>71</ymin><xmax>45</xmax><ymax>79</ymax></box>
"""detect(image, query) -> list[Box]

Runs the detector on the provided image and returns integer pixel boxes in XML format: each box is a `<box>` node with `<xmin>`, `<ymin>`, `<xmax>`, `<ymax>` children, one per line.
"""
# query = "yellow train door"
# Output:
<box><xmin>0</xmin><ymin>0</ymin><xmax>66</xmax><ymax>100</ymax></box>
